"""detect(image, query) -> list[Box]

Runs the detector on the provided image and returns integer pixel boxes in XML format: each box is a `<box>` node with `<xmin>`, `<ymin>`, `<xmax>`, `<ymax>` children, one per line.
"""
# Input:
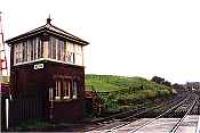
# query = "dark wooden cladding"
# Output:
<box><xmin>10</xmin><ymin>61</ymin><xmax>85</xmax><ymax>122</ymax></box>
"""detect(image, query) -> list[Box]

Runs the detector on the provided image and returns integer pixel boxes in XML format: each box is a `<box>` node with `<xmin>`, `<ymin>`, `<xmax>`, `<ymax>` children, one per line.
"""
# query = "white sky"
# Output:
<box><xmin>1</xmin><ymin>0</ymin><xmax>200</xmax><ymax>84</ymax></box>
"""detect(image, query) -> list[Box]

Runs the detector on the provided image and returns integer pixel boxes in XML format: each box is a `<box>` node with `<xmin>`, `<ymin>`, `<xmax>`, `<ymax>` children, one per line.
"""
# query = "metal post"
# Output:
<box><xmin>49</xmin><ymin>88</ymin><xmax>54</xmax><ymax>122</ymax></box>
<box><xmin>5</xmin><ymin>98</ymin><xmax>9</xmax><ymax>130</ymax></box>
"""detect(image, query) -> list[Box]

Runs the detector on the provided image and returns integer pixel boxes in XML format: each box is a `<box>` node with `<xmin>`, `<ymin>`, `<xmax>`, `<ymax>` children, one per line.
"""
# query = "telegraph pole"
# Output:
<box><xmin>0</xmin><ymin>11</ymin><xmax>8</xmax><ymax>76</ymax></box>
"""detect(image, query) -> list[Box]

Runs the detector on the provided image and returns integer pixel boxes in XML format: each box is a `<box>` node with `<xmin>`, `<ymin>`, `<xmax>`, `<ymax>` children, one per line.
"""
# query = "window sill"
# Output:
<box><xmin>72</xmin><ymin>96</ymin><xmax>77</xmax><ymax>99</ymax></box>
<box><xmin>13</xmin><ymin>58</ymin><xmax>84</xmax><ymax>67</ymax></box>
<box><xmin>63</xmin><ymin>96</ymin><xmax>70</xmax><ymax>99</ymax></box>
<box><xmin>55</xmin><ymin>96</ymin><xmax>61</xmax><ymax>100</ymax></box>
<box><xmin>51</xmin><ymin>98</ymin><xmax>74</xmax><ymax>102</ymax></box>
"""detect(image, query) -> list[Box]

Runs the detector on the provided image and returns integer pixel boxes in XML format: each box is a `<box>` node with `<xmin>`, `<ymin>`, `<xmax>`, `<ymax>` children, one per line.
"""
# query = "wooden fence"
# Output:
<box><xmin>8</xmin><ymin>98</ymin><xmax>43</xmax><ymax>127</ymax></box>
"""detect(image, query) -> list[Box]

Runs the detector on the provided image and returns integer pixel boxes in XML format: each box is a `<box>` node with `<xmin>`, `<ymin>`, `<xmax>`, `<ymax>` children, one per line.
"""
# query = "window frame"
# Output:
<box><xmin>63</xmin><ymin>79</ymin><xmax>71</xmax><ymax>99</ymax></box>
<box><xmin>55</xmin><ymin>79</ymin><xmax>62</xmax><ymax>100</ymax></box>
<box><xmin>12</xmin><ymin>36</ymin><xmax>84</xmax><ymax>66</ymax></box>
<box><xmin>13</xmin><ymin>37</ymin><xmax>44</xmax><ymax>65</ymax></box>
<box><xmin>72</xmin><ymin>80</ymin><xmax>78</xmax><ymax>99</ymax></box>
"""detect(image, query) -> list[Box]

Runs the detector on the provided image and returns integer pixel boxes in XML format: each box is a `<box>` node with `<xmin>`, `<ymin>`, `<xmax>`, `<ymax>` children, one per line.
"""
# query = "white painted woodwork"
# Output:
<box><xmin>13</xmin><ymin>37</ymin><xmax>84</xmax><ymax>66</ymax></box>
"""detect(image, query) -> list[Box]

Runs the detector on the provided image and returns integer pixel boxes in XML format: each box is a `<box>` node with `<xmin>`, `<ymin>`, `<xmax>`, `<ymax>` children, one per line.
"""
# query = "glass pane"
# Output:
<box><xmin>55</xmin><ymin>80</ymin><xmax>61</xmax><ymax>100</ymax></box>
<box><xmin>73</xmin><ymin>81</ymin><xmax>78</xmax><ymax>99</ymax></box>
<box><xmin>63</xmin><ymin>80</ymin><xmax>70</xmax><ymax>99</ymax></box>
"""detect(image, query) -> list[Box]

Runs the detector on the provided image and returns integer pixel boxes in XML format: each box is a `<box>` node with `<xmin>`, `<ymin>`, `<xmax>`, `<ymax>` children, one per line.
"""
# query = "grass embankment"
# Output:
<box><xmin>86</xmin><ymin>74</ymin><xmax>172</xmax><ymax>112</ymax></box>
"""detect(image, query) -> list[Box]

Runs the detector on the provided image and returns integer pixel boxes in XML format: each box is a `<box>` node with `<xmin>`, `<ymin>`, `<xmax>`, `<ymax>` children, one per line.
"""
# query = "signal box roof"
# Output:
<box><xmin>6</xmin><ymin>17</ymin><xmax>89</xmax><ymax>46</ymax></box>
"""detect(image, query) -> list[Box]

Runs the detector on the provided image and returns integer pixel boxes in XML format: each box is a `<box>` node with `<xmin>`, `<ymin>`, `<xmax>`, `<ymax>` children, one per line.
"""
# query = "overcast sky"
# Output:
<box><xmin>1</xmin><ymin>0</ymin><xmax>200</xmax><ymax>84</ymax></box>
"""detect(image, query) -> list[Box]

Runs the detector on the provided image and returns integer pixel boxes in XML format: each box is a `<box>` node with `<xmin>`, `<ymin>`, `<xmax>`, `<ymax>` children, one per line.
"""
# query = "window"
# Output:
<box><xmin>13</xmin><ymin>37</ymin><xmax>43</xmax><ymax>65</ymax></box>
<box><xmin>30</xmin><ymin>40</ymin><xmax>34</xmax><ymax>60</ymax></box>
<box><xmin>72</xmin><ymin>53</ymin><xmax>75</xmax><ymax>64</ymax></box>
<box><xmin>57</xmin><ymin>40</ymin><xmax>65</xmax><ymax>61</ymax></box>
<box><xmin>65</xmin><ymin>51</ymin><xmax>73</xmax><ymax>63</ymax></box>
<box><xmin>46</xmin><ymin>36</ymin><xmax>83</xmax><ymax>65</ymax></box>
<box><xmin>48</xmin><ymin>38</ymin><xmax>52</xmax><ymax>59</ymax></box>
<box><xmin>33</xmin><ymin>38</ymin><xmax>40</xmax><ymax>59</ymax></box>
<box><xmin>74</xmin><ymin>45</ymin><xmax>83</xmax><ymax>65</ymax></box>
<box><xmin>63</xmin><ymin>80</ymin><xmax>71</xmax><ymax>99</ymax></box>
<box><xmin>49</xmin><ymin>87</ymin><xmax>54</xmax><ymax>101</ymax></box>
<box><xmin>72</xmin><ymin>81</ymin><xmax>78</xmax><ymax>99</ymax></box>
<box><xmin>65</xmin><ymin>42</ymin><xmax>75</xmax><ymax>64</ymax></box>
<box><xmin>13</xmin><ymin>36</ymin><xmax>83</xmax><ymax>66</ymax></box>
<box><xmin>55</xmin><ymin>80</ymin><xmax>61</xmax><ymax>100</ymax></box>
<box><xmin>53</xmin><ymin>77</ymin><xmax>79</xmax><ymax>100</ymax></box>
<box><xmin>48</xmin><ymin>37</ymin><xmax>57</xmax><ymax>59</ymax></box>
<box><xmin>33</xmin><ymin>39</ymin><xmax>36</xmax><ymax>59</ymax></box>
<box><xmin>15</xmin><ymin>43</ymin><xmax>23</xmax><ymax>64</ymax></box>
<box><xmin>38</xmin><ymin>39</ymin><xmax>43</xmax><ymax>58</ymax></box>
<box><xmin>49</xmin><ymin>37</ymin><xmax>65</xmax><ymax>61</ymax></box>
<box><xmin>22</xmin><ymin>42</ymin><xmax>27</xmax><ymax>62</ymax></box>
<box><xmin>27</xmin><ymin>40</ymin><xmax>32</xmax><ymax>61</ymax></box>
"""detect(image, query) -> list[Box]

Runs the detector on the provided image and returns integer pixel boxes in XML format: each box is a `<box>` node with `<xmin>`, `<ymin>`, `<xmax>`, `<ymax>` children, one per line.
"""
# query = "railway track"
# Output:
<box><xmin>107</xmin><ymin>95</ymin><xmax>193</xmax><ymax>133</ymax></box>
<box><xmin>127</xmin><ymin>94</ymin><xmax>198</xmax><ymax>133</ymax></box>
<box><xmin>169</xmin><ymin>95</ymin><xmax>198</xmax><ymax>133</ymax></box>
<box><xmin>120</xmin><ymin>93</ymin><xmax>188</xmax><ymax>121</ymax></box>
<box><xmin>87</xmin><ymin>92</ymin><xmax>200</xmax><ymax>133</ymax></box>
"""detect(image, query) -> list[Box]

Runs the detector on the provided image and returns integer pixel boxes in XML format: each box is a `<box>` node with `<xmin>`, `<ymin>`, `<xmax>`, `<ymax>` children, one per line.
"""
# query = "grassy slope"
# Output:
<box><xmin>86</xmin><ymin>74</ymin><xmax>172</xmax><ymax>111</ymax></box>
<box><xmin>86</xmin><ymin>74</ymin><xmax>171</xmax><ymax>93</ymax></box>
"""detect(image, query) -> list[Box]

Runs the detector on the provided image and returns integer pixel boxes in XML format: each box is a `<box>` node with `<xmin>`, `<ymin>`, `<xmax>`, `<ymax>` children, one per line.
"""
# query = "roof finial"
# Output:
<box><xmin>47</xmin><ymin>14</ymin><xmax>52</xmax><ymax>24</ymax></box>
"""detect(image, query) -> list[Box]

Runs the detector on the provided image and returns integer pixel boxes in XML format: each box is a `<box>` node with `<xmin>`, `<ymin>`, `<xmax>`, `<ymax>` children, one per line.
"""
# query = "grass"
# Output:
<box><xmin>13</xmin><ymin>119</ymin><xmax>51</xmax><ymax>131</ymax></box>
<box><xmin>86</xmin><ymin>74</ymin><xmax>173</xmax><ymax>112</ymax></box>
<box><xmin>86</xmin><ymin>74</ymin><xmax>171</xmax><ymax>93</ymax></box>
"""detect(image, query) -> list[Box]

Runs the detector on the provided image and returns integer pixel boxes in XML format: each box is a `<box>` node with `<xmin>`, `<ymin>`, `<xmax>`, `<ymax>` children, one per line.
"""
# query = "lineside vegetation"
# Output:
<box><xmin>86</xmin><ymin>74</ymin><xmax>173</xmax><ymax>112</ymax></box>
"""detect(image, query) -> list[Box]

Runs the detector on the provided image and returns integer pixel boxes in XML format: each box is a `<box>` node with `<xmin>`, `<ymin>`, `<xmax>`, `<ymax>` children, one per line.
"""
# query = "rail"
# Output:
<box><xmin>104</xmin><ymin>94</ymin><xmax>189</xmax><ymax>133</ymax></box>
<box><xmin>126</xmin><ymin>95</ymin><xmax>191</xmax><ymax>133</ymax></box>
<box><xmin>169</xmin><ymin>95</ymin><xmax>199</xmax><ymax>133</ymax></box>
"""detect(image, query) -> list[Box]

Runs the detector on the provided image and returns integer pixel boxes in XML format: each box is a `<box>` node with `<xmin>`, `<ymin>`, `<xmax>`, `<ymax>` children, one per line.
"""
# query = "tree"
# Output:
<box><xmin>151</xmin><ymin>76</ymin><xmax>171</xmax><ymax>87</ymax></box>
<box><xmin>151</xmin><ymin>76</ymin><xmax>165</xmax><ymax>84</ymax></box>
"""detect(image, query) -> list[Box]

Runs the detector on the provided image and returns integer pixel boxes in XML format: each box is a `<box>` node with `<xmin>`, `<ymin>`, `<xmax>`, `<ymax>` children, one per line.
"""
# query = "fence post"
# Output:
<box><xmin>5</xmin><ymin>98</ymin><xmax>9</xmax><ymax>130</ymax></box>
<box><xmin>49</xmin><ymin>87</ymin><xmax>54</xmax><ymax>122</ymax></box>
